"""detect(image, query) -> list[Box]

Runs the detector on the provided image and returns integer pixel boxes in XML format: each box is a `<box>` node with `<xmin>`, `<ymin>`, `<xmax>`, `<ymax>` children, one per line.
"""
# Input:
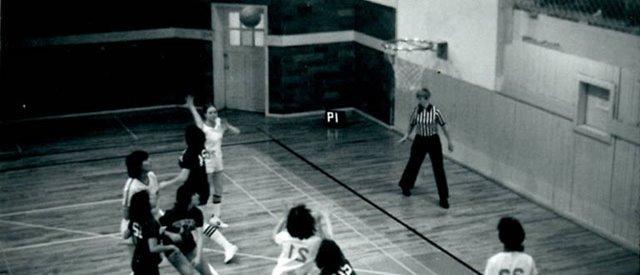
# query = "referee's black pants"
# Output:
<box><xmin>398</xmin><ymin>134</ymin><xmax>449</xmax><ymax>200</ymax></box>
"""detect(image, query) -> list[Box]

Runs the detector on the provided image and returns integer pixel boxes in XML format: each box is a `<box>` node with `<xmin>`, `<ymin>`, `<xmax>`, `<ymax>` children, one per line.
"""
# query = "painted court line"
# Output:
<box><xmin>224</xmin><ymin>169</ymin><xmax>406</xmax><ymax>275</ymax></box>
<box><xmin>251</xmin><ymin>156</ymin><xmax>426</xmax><ymax>275</ymax></box>
<box><xmin>0</xmin><ymin>244</ymin><xmax>12</xmax><ymax>275</ymax></box>
<box><xmin>15</xmin><ymin>144</ymin><xmax>22</xmax><ymax>156</ymax></box>
<box><xmin>203</xmin><ymin>248</ymin><xmax>399</xmax><ymax>275</ymax></box>
<box><xmin>1</xmin><ymin>218</ymin><xmax>397</xmax><ymax>275</ymax></box>
<box><xmin>0</xmin><ymin>199</ymin><xmax>122</xmax><ymax>218</ymax></box>
<box><xmin>222</xmin><ymin>172</ymin><xmax>279</xmax><ymax>220</ymax></box>
<box><xmin>0</xmin><ymin>219</ymin><xmax>106</xmax><ymax>238</ymax></box>
<box><xmin>0</xmin><ymin>171</ymin><xmax>183</xmax><ymax>218</ymax></box>
<box><xmin>113</xmin><ymin>116</ymin><xmax>139</xmax><ymax>140</ymax></box>
<box><xmin>3</xmin><ymin>234</ymin><xmax>117</xmax><ymax>253</ymax></box>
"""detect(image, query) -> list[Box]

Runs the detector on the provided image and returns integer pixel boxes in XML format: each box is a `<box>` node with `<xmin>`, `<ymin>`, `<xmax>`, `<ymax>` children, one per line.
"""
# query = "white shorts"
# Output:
<box><xmin>120</xmin><ymin>218</ymin><xmax>131</xmax><ymax>239</ymax></box>
<box><xmin>205</xmin><ymin>153</ymin><xmax>224</xmax><ymax>174</ymax></box>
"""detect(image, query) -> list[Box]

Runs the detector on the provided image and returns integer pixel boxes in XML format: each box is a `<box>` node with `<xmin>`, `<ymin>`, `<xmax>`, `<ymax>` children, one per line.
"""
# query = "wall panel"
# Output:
<box><xmin>618</xmin><ymin>68</ymin><xmax>640</xmax><ymax>126</ymax></box>
<box><xmin>610</xmin><ymin>139</ymin><xmax>640</xmax><ymax>243</ymax></box>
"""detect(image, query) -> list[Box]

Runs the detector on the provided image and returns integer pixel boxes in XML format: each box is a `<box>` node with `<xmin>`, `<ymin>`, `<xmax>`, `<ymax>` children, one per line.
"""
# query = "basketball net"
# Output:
<box><xmin>383</xmin><ymin>39</ymin><xmax>437</xmax><ymax>94</ymax></box>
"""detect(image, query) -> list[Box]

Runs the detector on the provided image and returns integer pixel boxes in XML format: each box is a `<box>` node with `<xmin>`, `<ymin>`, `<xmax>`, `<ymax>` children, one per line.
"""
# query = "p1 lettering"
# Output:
<box><xmin>324</xmin><ymin>110</ymin><xmax>346</xmax><ymax>128</ymax></box>
<box><xmin>326</xmin><ymin>111</ymin><xmax>338</xmax><ymax>123</ymax></box>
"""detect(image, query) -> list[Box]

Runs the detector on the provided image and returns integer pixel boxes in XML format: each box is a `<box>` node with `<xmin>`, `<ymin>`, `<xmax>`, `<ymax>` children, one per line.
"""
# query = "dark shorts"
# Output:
<box><xmin>132</xmin><ymin>256</ymin><xmax>161</xmax><ymax>275</ymax></box>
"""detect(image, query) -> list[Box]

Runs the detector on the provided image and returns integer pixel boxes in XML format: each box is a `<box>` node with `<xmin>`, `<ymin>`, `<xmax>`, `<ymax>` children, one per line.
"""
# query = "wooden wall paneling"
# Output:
<box><xmin>487</xmin><ymin>94</ymin><xmax>517</xmax><ymax>180</ymax></box>
<box><xmin>575</xmin><ymin>56</ymin><xmax>620</xmax><ymax>87</ymax></box>
<box><xmin>502</xmin><ymin>43</ymin><xmax>524</xmax><ymax>94</ymax></box>
<box><xmin>563</xmin><ymin>53</ymin><xmax>582</xmax><ymax>106</ymax></box>
<box><xmin>537</xmin><ymin>112</ymin><xmax>571</xmax><ymax>205</ymax></box>
<box><xmin>610</xmin><ymin>139</ymin><xmax>640</xmax><ymax>244</ymax></box>
<box><xmin>507</xmin><ymin>102</ymin><xmax>535</xmax><ymax>196</ymax></box>
<box><xmin>470</xmin><ymin>86</ymin><xmax>496</xmax><ymax>173</ymax></box>
<box><xmin>532</xmin><ymin>45</ymin><xmax>548</xmax><ymax>98</ymax></box>
<box><xmin>571</xmin><ymin>133</ymin><xmax>615</xmax><ymax>232</ymax></box>
<box><xmin>518</xmin><ymin>43</ymin><xmax>535</xmax><ymax>96</ymax></box>
<box><xmin>511</xmin><ymin>103</ymin><xmax>554</xmax><ymax>202</ymax></box>
<box><xmin>617</xmin><ymin>68</ymin><xmax>640</xmax><ymax>126</ymax></box>
<box><xmin>545</xmin><ymin>48</ymin><xmax>572</xmax><ymax>103</ymax></box>
<box><xmin>550</xmin><ymin>118</ymin><xmax>576</xmax><ymax>213</ymax></box>
<box><xmin>455</xmin><ymin>81</ymin><xmax>477</xmax><ymax>152</ymax></box>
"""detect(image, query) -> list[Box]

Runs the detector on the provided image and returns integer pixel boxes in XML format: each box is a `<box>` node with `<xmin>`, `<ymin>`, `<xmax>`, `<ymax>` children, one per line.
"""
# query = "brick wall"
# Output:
<box><xmin>269</xmin><ymin>0</ymin><xmax>355</xmax><ymax>35</ymax></box>
<box><xmin>354</xmin><ymin>1</ymin><xmax>396</xmax><ymax>124</ymax></box>
<box><xmin>2</xmin><ymin>0</ymin><xmax>397</xmax><ymax>119</ymax></box>
<box><xmin>3</xmin><ymin>1</ymin><xmax>211</xmax><ymax>38</ymax></box>
<box><xmin>354</xmin><ymin>44</ymin><xmax>394</xmax><ymax>124</ymax></box>
<box><xmin>269</xmin><ymin>43</ymin><xmax>355</xmax><ymax>113</ymax></box>
<box><xmin>355</xmin><ymin>0</ymin><xmax>395</xmax><ymax>40</ymax></box>
<box><xmin>2</xmin><ymin>39</ymin><xmax>212</xmax><ymax>119</ymax></box>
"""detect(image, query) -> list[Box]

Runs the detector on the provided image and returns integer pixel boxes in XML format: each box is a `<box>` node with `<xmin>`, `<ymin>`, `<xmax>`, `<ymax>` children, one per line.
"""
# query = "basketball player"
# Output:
<box><xmin>128</xmin><ymin>191</ymin><xmax>180</xmax><ymax>275</ymax></box>
<box><xmin>484</xmin><ymin>217</ymin><xmax>538</xmax><ymax>275</ymax></box>
<box><xmin>121</xmin><ymin>150</ymin><xmax>160</xmax><ymax>239</ymax></box>
<box><xmin>121</xmin><ymin>150</ymin><xmax>183</xmax><ymax>239</ymax></box>
<box><xmin>160</xmin><ymin>185</ymin><xmax>218</xmax><ymax>275</ymax></box>
<box><xmin>272</xmin><ymin>204</ymin><xmax>332</xmax><ymax>275</ymax></box>
<box><xmin>398</xmin><ymin>87</ymin><xmax>454</xmax><ymax>209</ymax></box>
<box><xmin>160</xmin><ymin>124</ymin><xmax>238</xmax><ymax>263</ymax></box>
<box><xmin>185</xmin><ymin>95</ymin><xmax>240</xmax><ymax>227</ymax></box>
<box><xmin>315</xmin><ymin>239</ymin><xmax>356</xmax><ymax>275</ymax></box>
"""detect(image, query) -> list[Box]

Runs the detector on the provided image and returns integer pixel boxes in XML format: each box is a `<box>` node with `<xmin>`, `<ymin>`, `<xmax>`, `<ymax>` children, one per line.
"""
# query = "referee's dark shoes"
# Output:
<box><xmin>439</xmin><ymin>199</ymin><xmax>449</xmax><ymax>209</ymax></box>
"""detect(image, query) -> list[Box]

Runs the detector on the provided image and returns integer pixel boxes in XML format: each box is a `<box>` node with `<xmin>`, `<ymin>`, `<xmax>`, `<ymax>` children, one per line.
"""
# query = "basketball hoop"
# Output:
<box><xmin>382</xmin><ymin>38</ymin><xmax>447</xmax><ymax>93</ymax></box>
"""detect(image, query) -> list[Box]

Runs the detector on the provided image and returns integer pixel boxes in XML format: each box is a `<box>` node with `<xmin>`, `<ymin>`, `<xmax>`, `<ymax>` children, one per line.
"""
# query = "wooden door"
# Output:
<box><xmin>212</xmin><ymin>5</ymin><xmax>266</xmax><ymax>113</ymax></box>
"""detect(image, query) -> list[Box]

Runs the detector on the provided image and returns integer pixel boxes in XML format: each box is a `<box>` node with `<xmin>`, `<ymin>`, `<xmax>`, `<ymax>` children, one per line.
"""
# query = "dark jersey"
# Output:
<box><xmin>130</xmin><ymin>219</ymin><xmax>162</xmax><ymax>269</ymax></box>
<box><xmin>159</xmin><ymin>207</ymin><xmax>204</xmax><ymax>255</ymax></box>
<box><xmin>179</xmin><ymin>149</ymin><xmax>209</xmax><ymax>205</ymax></box>
<box><xmin>321</xmin><ymin>259</ymin><xmax>356</xmax><ymax>275</ymax></box>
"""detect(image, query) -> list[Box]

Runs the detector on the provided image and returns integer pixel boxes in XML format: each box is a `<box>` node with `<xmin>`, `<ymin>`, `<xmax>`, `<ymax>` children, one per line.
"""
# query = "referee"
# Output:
<box><xmin>398</xmin><ymin>88</ymin><xmax>454</xmax><ymax>209</ymax></box>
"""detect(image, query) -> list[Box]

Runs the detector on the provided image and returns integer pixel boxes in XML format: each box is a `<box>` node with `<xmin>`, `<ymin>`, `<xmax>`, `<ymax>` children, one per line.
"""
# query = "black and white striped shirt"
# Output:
<box><xmin>409</xmin><ymin>104</ymin><xmax>446</xmax><ymax>137</ymax></box>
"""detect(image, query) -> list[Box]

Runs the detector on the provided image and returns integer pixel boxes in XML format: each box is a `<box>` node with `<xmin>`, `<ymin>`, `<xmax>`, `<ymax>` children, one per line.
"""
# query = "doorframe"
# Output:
<box><xmin>210</xmin><ymin>3</ymin><xmax>269</xmax><ymax>115</ymax></box>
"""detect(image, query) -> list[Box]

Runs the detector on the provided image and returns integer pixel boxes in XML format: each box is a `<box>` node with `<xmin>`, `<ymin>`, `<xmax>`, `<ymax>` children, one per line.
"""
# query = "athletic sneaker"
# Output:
<box><xmin>224</xmin><ymin>245</ymin><xmax>238</xmax><ymax>263</ymax></box>
<box><xmin>209</xmin><ymin>215</ymin><xmax>230</xmax><ymax>229</ymax></box>
<box><xmin>439</xmin><ymin>199</ymin><xmax>449</xmax><ymax>209</ymax></box>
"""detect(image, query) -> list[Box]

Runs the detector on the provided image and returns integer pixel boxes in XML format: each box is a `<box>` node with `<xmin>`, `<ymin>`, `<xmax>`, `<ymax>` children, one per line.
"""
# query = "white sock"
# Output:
<box><xmin>212</xmin><ymin>203</ymin><xmax>221</xmax><ymax>219</ymax></box>
<box><xmin>203</xmin><ymin>223</ymin><xmax>218</xmax><ymax>238</ymax></box>
<box><xmin>210</xmin><ymin>229</ymin><xmax>233</xmax><ymax>251</ymax></box>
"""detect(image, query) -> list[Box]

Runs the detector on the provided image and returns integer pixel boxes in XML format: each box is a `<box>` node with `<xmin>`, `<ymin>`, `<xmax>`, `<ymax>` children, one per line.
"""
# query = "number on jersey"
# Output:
<box><xmin>287</xmin><ymin>244</ymin><xmax>309</xmax><ymax>262</ymax></box>
<box><xmin>338</xmin><ymin>264</ymin><xmax>353</xmax><ymax>275</ymax></box>
<box><xmin>132</xmin><ymin>222</ymin><xmax>143</xmax><ymax>239</ymax></box>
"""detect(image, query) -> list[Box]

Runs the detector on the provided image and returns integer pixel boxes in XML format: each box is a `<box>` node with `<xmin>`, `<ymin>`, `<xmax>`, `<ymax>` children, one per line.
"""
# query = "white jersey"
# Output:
<box><xmin>202</xmin><ymin>118</ymin><xmax>225</xmax><ymax>173</ymax></box>
<box><xmin>122</xmin><ymin>172</ymin><xmax>159</xmax><ymax>208</ymax></box>
<box><xmin>120</xmin><ymin>172</ymin><xmax>159</xmax><ymax>239</ymax></box>
<box><xmin>203</xmin><ymin>118</ymin><xmax>224</xmax><ymax>156</ymax></box>
<box><xmin>272</xmin><ymin>231</ymin><xmax>322</xmax><ymax>275</ymax></box>
<box><xmin>484</xmin><ymin>252</ymin><xmax>538</xmax><ymax>275</ymax></box>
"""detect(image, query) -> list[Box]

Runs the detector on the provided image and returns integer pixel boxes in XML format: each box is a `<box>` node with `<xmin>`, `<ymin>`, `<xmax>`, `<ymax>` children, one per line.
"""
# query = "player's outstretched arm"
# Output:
<box><xmin>316</xmin><ymin>210</ymin><xmax>333</xmax><ymax>239</ymax></box>
<box><xmin>159</xmin><ymin>169</ymin><xmax>190</xmax><ymax>189</ymax></box>
<box><xmin>185</xmin><ymin>95</ymin><xmax>204</xmax><ymax>129</ymax></box>
<box><xmin>223</xmin><ymin>119</ymin><xmax>241</xmax><ymax>134</ymax></box>
<box><xmin>148</xmin><ymin>237</ymin><xmax>179</xmax><ymax>254</ymax></box>
<box><xmin>272</xmin><ymin>214</ymin><xmax>288</xmax><ymax>243</ymax></box>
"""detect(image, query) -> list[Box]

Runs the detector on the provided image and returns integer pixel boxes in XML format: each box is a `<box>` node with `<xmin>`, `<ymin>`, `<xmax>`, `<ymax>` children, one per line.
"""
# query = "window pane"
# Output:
<box><xmin>229</xmin><ymin>30</ymin><xmax>240</xmax><ymax>46</ymax></box>
<box><xmin>241</xmin><ymin>31</ymin><xmax>253</xmax><ymax>46</ymax></box>
<box><xmin>585</xmin><ymin>84</ymin><xmax>610</xmax><ymax>131</ymax></box>
<box><xmin>254</xmin><ymin>31</ymin><xmax>264</xmax><ymax>46</ymax></box>
<box><xmin>255</xmin><ymin>14</ymin><xmax>265</xmax><ymax>29</ymax></box>
<box><xmin>229</xmin><ymin>12</ymin><xmax>240</xmax><ymax>28</ymax></box>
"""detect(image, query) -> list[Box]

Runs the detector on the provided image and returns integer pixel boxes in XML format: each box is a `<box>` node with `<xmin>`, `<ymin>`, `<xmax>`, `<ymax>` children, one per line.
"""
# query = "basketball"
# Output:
<box><xmin>240</xmin><ymin>7</ymin><xmax>262</xmax><ymax>28</ymax></box>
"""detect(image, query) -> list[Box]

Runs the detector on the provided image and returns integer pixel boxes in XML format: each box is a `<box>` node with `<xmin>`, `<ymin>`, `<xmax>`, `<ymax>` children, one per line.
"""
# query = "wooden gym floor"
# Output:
<box><xmin>0</xmin><ymin>108</ymin><xmax>637</xmax><ymax>274</ymax></box>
